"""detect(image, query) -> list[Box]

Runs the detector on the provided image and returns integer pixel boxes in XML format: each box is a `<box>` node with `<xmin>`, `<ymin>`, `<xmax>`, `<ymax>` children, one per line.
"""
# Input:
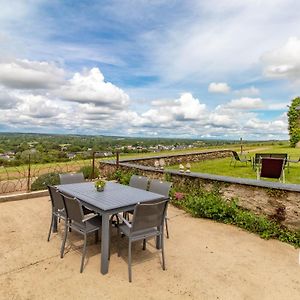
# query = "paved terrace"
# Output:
<box><xmin>1</xmin><ymin>196</ymin><xmax>300</xmax><ymax>299</ymax></box>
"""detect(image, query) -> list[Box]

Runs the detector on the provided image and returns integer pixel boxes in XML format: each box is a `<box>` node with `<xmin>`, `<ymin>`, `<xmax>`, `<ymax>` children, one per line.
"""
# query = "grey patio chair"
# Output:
<box><xmin>148</xmin><ymin>179</ymin><xmax>172</xmax><ymax>239</ymax></box>
<box><xmin>60</xmin><ymin>193</ymin><xmax>101</xmax><ymax>273</ymax></box>
<box><xmin>123</xmin><ymin>175</ymin><xmax>149</xmax><ymax>220</ymax></box>
<box><xmin>117</xmin><ymin>199</ymin><xmax>169</xmax><ymax>282</ymax></box>
<box><xmin>59</xmin><ymin>172</ymin><xmax>93</xmax><ymax>214</ymax></box>
<box><xmin>257</xmin><ymin>157</ymin><xmax>286</xmax><ymax>183</ymax></box>
<box><xmin>47</xmin><ymin>185</ymin><xmax>67</xmax><ymax>242</ymax></box>
<box><xmin>230</xmin><ymin>151</ymin><xmax>251</xmax><ymax>167</ymax></box>
<box><xmin>129</xmin><ymin>175</ymin><xmax>149</xmax><ymax>190</ymax></box>
<box><xmin>59</xmin><ymin>172</ymin><xmax>85</xmax><ymax>185</ymax></box>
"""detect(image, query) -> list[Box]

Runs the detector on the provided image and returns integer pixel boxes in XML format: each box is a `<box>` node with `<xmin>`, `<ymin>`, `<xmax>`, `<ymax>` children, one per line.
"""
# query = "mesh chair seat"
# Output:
<box><xmin>71</xmin><ymin>216</ymin><xmax>102</xmax><ymax>233</ymax></box>
<box><xmin>119</xmin><ymin>224</ymin><xmax>158</xmax><ymax>239</ymax></box>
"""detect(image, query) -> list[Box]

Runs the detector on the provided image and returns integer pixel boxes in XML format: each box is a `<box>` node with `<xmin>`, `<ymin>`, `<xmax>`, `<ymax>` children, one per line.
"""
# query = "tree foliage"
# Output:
<box><xmin>287</xmin><ymin>97</ymin><xmax>300</xmax><ymax>147</ymax></box>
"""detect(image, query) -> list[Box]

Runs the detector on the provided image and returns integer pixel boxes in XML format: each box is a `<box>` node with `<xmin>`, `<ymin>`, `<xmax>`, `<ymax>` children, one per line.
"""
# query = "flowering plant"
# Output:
<box><xmin>94</xmin><ymin>179</ymin><xmax>106</xmax><ymax>191</ymax></box>
<box><xmin>174</xmin><ymin>192</ymin><xmax>185</xmax><ymax>201</ymax></box>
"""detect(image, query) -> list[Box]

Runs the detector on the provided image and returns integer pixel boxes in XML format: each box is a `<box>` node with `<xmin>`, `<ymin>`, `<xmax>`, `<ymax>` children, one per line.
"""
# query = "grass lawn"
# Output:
<box><xmin>167</xmin><ymin>144</ymin><xmax>300</xmax><ymax>184</ymax></box>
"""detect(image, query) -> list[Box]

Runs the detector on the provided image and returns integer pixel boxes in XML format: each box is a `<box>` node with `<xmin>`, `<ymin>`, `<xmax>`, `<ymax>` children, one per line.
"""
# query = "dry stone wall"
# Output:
<box><xmin>120</xmin><ymin>149</ymin><xmax>233</xmax><ymax>167</ymax></box>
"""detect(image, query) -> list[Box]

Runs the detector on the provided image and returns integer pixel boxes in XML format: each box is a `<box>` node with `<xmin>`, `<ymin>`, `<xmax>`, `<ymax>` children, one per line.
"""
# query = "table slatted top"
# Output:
<box><xmin>57</xmin><ymin>181</ymin><xmax>166</xmax><ymax>211</ymax></box>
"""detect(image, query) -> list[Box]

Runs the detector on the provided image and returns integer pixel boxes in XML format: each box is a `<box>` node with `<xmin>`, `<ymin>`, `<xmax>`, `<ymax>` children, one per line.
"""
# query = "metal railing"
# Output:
<box><xmin>0</xmin><ymin>152</ymin><xmax>114</xmax><ymax>195</ymax></box>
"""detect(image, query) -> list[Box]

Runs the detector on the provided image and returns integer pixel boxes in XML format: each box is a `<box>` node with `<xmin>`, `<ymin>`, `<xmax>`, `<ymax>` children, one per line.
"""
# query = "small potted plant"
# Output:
<box><xmin>94</xmin><ymin>179</ymin><xmax>106</xmax><ymax>192</ymax></box>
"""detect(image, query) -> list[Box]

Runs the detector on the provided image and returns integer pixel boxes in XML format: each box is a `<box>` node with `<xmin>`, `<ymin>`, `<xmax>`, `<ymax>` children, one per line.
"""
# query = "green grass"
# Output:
<box><xmin>168</xmin><ymin>144</ymin><xmax>300</xmax><ymax>184</ymax></box>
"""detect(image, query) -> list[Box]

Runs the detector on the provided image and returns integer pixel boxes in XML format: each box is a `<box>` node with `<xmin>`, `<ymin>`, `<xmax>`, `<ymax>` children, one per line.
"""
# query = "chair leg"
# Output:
<box><xmin>60</xmin><ymin>222</ymin><xmax>68</xmax><ymax>258</ymax></box>
<box><xmin>165</xmin><ymin>217</ymin><xmax>169</xmax><ymax>239</ymax></box>
<box><xmin>95</xmin><ymin>230</ymin><xmax>98</xmax><ymax>244</ymax></box>
<box><xmin>117</xmin><ymin>226</ymin><xmax>122</xmax><ymax>257</ymax></box>
<box><xmin>47</xmin><ymin>215</ymin><xmax>54</xmax><ymax>242</ymax></box>
<box><xmin>142</xmin><ymin>239</ymin><xmax>146</xmax><ymax>250</ymax></box>
<box><xmin>128</xmin><ymin>239</ymin><xmax>132</xmax><ymax>282</ymax></box>
<box><xmin>161</xmin><ymin>234</ymin><xmax>166</xmax><ymax>271</ymax></box>
<box><xmin>80</xmin><ymin>234</ymin><xmax>87</xmax><ymax>273</ymax></box>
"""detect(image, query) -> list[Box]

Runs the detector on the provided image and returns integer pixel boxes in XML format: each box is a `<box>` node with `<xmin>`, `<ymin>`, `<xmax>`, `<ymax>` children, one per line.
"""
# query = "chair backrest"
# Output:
<box><xmin>231</xmin><ymin>151</ymin><xmax>240</xmax><ymax>161</ymax></box>
<box><xmin>48</xmin><ymin>185</ymin><xmax>65</xmax><ymax>212</ymax></box>
<box><xmin>129</xmin><ymin>175</ymin><xmax>149</xmax><ymax>190</ymax></box>
<box><xmin>59</xmin><ymin>172</ymin><xmax>85</xmax><ymax>185</ymax></box>
<box><xmin>255</xmin><ymin>153</ymin><xmax>288</xmax><ymax>164</ymax></box>
<box><xmin>260</xmin><ymin>158</ymin><xmax>285</xmax><ymax>179</ymax></box>
<box><xmin>148</xmin><ymin>179</ymin><xmax>172</xmax><ymax>197</ymax></box>
<box><xmin>131</xmin><ymin>200</ymin><xmax>169</xmax><ymax>232</ymax></box>
<box><xmin>60</xmin><ymin>194</ymin><xmax>84</xmax><ymax>224</ymax></box>
<box><xmin>271</xmin><ymin>153</ymin><xmax>288</xmax><ymax>165</ymax></box>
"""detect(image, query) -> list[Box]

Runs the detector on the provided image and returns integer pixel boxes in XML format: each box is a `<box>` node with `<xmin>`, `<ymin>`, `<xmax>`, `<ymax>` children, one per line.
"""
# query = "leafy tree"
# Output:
<box><xmin>287</xmin><ymin>97</ymin><xmax>300</xmax><ymax>147</ymax></box>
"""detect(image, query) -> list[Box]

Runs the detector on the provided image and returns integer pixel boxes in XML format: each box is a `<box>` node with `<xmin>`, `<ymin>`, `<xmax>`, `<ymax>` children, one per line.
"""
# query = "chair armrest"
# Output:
<box><xmin>83</xmin><ymin>212</ymin><xmax>98</xmax><ymax>222</ymax></box>
<box><xmin>117</xmin><ymin>213</ymin><xmax>132</xmax><ymax>228</ymax></box>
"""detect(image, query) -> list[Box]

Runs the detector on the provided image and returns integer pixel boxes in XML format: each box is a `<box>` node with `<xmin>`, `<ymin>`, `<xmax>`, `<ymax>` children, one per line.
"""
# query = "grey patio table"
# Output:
<box><xmin>56</xmin><ymin>181</ymin><xmax>167</xmax><ymax>275</ymax></box>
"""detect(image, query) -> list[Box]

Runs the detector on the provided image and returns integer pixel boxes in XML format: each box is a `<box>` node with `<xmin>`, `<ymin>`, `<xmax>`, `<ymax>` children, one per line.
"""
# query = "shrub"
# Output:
<box><xmin>79</xmin><ymin>165</ymin><xmax>100</xmax><ymax>179</ymax></box>
<box><xmin>31</xmin><ymin>172</ymin><xmax>60</xmax><ymax>191</ymax></box>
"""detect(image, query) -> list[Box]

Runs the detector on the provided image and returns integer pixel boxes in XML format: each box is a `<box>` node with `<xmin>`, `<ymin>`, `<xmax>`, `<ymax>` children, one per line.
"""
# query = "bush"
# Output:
<box><xmin>31</xmin><ymin>172</ymin><xmax>60</xmax><ymax>191</ymax></box>
<box><xmin>79</xmin><ymin>165</ymin><xmax>100</xmax><ymax>179</ymax></box>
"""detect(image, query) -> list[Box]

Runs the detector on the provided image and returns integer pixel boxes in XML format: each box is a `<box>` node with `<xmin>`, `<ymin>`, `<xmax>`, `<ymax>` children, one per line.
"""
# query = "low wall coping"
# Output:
<box><xmin>0</xmin><ymin>190</ymin><xmax>49</xmax><ymax>203</ymax></box>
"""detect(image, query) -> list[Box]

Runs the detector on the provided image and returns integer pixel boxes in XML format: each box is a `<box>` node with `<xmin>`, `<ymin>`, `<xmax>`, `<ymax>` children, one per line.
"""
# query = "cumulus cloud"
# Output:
<box><xmin>131</xmin><ymin>93</ymin><xmax>206</xmax><ymax>128</ymax></box>
<box><xmin>0</xmin><ymin>89</ymin><xmax>19</xmax><ymax>109</ymax></box>
<box><xmin>262</xmin><ymin>37</ymin><xmax>300</xmax><ymax>84</ymax></box>
<box><xmin>0</xmin><ymin>59</ymin><xmax>65</xmax><ymax>89</ymax></box>
<box><xmin>15</xmin><ymin>94</ymin><xmax>61</xmax><ymax>118</ymax></box>
<box><xmin>59</xmin><ymin>68</ymin><xmax>129</xmax><ymax>108</ymax></box>
<box><xmin>208</xmin><ymin>82</ymin><xmax>231</xmax><ymax>94</ymax></box>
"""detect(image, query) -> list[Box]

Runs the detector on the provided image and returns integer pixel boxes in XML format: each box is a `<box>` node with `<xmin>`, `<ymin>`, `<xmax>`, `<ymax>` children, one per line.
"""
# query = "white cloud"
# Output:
<box><xmin>234</xmin><ymin>86</ymin><xmax>260</xmax><ymax>96</ymax></box>
<box><xmin>208</xmin><ymin>82</ymin><xmax>231</xmax><ymax>94</ymax></box>
<box><xmin>0</xmin><ymin>59</ymin><xmax>65</xmax><ymax>89</ymax></box>
<box><xmin>59</xmin><ymin>68</ymin><xmax>129</xmax><ymax>108</ymax></box>
<box><xmin>225</xmin><ymin>97</ymin><xmax>264</xmax><ymax>110</ymax></box>
<box><xmin>262</xmin><ymin>37</ymin><xmax>300</xmax><ymax>84</ymax></box>
<box><xmin>0</xmin><ymin>88</ymin><xmax>20</xmax><ymax>109</ymax></box>
<box><xmin>131</xmin><ymin>93</ymin><xmax>207</xmax><ymax>127</ymax></box>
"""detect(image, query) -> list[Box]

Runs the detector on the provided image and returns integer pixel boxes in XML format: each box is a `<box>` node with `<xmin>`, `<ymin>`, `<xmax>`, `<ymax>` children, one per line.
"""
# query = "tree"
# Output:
<box><xmin>287</xmin><ymin>97</ymin><xmax>300</xmax><ymax>147</ymax></box>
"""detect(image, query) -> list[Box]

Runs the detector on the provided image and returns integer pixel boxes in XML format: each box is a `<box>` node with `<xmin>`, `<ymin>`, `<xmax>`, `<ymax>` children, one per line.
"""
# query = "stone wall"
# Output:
<box><xmin>99</xmin><ymin>159</ymin><xmax>300</xmax><ymax>231</ymax></box>
<box><xmin>120</xmin><ymin>149</ymin><xmax>233</xmax><ymax>167</ymax></box>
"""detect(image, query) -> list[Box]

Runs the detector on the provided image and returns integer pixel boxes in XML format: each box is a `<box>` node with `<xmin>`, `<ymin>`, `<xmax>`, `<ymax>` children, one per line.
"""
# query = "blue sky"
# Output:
<box><xmin>0</xmin><ymin>0</ymin><xmax>300</xmax><ymax>139</ymax></box>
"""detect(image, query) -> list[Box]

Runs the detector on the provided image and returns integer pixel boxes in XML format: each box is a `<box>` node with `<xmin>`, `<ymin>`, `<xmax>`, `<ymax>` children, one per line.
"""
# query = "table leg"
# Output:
<box><xmin>101</xmin><ymin>213</ymin><xmax>110</xmax><ymax>275</ymax></box>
